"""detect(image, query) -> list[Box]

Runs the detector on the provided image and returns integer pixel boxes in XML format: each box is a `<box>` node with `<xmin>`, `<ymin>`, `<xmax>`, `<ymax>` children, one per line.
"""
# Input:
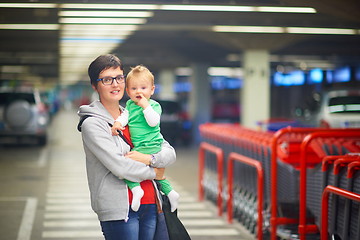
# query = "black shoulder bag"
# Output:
<box><xmin>154</xmin><ymin>181</ymin><xmax>191</xmax><ymax>240</ymax></box>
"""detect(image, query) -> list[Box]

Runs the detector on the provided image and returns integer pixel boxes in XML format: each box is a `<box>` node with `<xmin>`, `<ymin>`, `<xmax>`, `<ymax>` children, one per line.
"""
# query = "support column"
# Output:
<box><xmin>241</xmin><ymin>49</ymin><xmax>270</xmax><ymax>129</ymax></box>
<box><xmin>158</xmin><ymin>69</ymin><xmax>176</xmax><ymax>100</ymax></box>
<box><xmin>189</xmin><ymin>63</ymin><xmax>211</xmax><ymax>143</ymax></box>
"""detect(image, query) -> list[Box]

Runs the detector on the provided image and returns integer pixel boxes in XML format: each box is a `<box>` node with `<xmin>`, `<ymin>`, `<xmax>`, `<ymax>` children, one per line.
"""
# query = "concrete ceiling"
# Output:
<box><xmin>0</xmin><ymin>0</ymin><xmax>360</xmax><ymax>87</ymax></box>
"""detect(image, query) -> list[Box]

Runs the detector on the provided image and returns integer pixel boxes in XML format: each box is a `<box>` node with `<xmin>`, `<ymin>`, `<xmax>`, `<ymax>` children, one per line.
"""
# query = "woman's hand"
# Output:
<box><xmin>154</xmin><ymin>168</ymin><xmax>166</xmax><ymax>180</ymax></box>
<box><xmin>126</xmin><ymin>151</ymin><xmax>151</xmax><ymax>165</ymax></box>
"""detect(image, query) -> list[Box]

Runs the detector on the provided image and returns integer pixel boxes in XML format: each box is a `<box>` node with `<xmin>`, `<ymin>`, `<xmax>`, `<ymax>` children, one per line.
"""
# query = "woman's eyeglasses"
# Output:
<box><xmin>97</xmin><ymin>75</ymin><xmax>125</xmax><ymax>85</ymax></box>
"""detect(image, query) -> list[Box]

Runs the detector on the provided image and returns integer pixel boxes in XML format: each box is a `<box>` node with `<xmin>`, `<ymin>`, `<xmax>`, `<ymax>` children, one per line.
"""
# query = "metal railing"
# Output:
<box><xmin>198</xmin><ymin>142</ymin><xmax>224</xmax><ymax>216</ymax></box>
<box><xmin>227</xmin><ymin>152</ymin><xmax>264</xmax><ymax>240</ymax></box>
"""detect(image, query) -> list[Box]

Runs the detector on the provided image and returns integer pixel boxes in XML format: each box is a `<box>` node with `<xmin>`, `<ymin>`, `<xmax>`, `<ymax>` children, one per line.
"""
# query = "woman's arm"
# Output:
<box><xmin>152</xmin><ymin>141</ymin><xmax>176</xmax><ymax>167</ymax></box>
<box><xmin>125</xmin><ymin>141</ymin><xmax>176</xmax><ymax>168</ymax></box>
<box><xmin>81</xmin><ymin>117</ymin><xmax>156</xmax><ymax>182</ymax></box>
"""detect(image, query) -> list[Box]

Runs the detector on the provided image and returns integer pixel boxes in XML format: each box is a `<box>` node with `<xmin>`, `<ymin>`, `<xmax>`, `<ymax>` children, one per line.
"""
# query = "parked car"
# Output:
<box><xmin>212</xmin><ymin>100</ymin><xmax>240</xmax><ymax>122</ymax></box>
<box><xmin>0</xmin><ymin>87</ymin><xmax>49</xmax><ymax>145</ymax></box>
<box><xmin>155</xmin><ymin>99</ymin><xmax>192</xmax><ymax>146</ymax></box>
<box><xmin>295</xmin><ymin>89</ymin><xmax>360</xmax><ymax>128</ymax></box>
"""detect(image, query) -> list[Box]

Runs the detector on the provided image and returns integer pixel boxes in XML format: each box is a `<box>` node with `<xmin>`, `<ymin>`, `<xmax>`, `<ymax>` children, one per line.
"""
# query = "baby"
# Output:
<box><xmin>112</xmin><ymin>65</ymin><xmax>179</xmax><ymax>212</ymax></box>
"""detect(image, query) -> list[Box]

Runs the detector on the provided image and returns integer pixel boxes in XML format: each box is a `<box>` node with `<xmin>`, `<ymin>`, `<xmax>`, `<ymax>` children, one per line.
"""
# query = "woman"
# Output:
<box><xmin>77</xmin><ymin>54</ymin><xmax>176</xmax><ymax>240</ymax></box>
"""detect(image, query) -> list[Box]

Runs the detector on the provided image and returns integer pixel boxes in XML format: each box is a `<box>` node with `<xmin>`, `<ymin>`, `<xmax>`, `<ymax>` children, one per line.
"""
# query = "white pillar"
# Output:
<box><xmin>158</xmin><ymin>69</ymin><xmax>176</xmax><ymax>100</ymax></box>
<box><xmin>241</xmin><ymin>49</ymin><xmax>270</xmax><ymax>129</ymax></box>
<box><xmin>189</xmin><ymin>63</ymin><xmax>211</xmax><ymax>143</ymax></box>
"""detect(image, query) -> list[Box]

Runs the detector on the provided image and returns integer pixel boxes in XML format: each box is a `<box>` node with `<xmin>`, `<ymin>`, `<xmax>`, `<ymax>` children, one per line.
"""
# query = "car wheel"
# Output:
<box><xmin>5</xmin><ymin>100</ymin><xmax>32</xmax><ymax>128</ymax></box>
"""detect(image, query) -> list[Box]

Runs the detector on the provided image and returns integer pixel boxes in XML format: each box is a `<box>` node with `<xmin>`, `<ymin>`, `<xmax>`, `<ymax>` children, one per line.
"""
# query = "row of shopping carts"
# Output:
<box><xmin>198</xmin><ymin>123</ymin><xmax>360</xmax><ymax>240</ymax></box>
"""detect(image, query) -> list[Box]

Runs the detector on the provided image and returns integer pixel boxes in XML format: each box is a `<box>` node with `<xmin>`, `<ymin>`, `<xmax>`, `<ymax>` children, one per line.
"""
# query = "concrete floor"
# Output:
<box><xmin>0</xmin><ymin>109</ymin><xmax>254</xmax><ymax>240</ymax></box>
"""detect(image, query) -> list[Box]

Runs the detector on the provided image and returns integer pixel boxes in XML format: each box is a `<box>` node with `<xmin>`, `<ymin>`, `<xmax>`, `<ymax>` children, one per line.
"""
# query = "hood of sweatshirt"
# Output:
<box><xmin>77</xmin><ymin>100</ymin><xmax>123</xmax><ymax>126</ymax></box>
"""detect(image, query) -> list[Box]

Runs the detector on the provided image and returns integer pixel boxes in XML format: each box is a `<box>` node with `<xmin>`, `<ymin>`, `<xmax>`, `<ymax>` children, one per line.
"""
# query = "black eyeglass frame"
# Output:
<box><xmin>96</xmin><ymin>75</ymin><xmax>126</xmax><ymax>85</ymax></box>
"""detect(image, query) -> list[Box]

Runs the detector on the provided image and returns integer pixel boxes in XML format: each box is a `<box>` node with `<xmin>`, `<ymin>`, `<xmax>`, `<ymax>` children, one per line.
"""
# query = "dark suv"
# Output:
<box><xmin>0</xmin><ymin>87</ymin><xmax>49</xmax><ymax>145</ymax></box>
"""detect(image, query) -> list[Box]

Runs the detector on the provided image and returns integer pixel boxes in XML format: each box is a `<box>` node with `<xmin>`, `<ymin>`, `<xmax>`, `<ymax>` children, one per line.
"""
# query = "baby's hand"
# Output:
<box><xmin>111</xmin><ymin>121</ymin><xmax>125</xmax><ymax>136</ymax></box>
<box><xmin>136</xmin><ymin>93</ymin><xmax>149</xmax><ymax>109</ymax></box>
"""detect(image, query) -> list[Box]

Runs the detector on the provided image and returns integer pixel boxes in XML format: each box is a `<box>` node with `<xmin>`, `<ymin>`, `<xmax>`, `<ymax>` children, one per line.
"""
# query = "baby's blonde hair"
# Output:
<box><xmin>126</xmin><ymin>65</ymin><xmax>154</xmax><ymax>87</ymax></box>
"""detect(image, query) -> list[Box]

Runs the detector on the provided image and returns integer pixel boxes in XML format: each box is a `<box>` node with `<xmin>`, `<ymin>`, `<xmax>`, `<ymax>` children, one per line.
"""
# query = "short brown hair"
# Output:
<box><xmin>88</xmin><ymin>54</ymin><xmax>123</xmax><ymax>86</ymax></box>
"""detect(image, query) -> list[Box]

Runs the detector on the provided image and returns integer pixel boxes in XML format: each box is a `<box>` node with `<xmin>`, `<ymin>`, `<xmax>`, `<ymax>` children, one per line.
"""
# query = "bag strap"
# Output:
<box><xmin>77</xmin><ymin>115</ymin><xmax>133</xmax><ymax>150</ymax></box>
<box><xmin>155</xmin><ymin>180</ymin><xmax>164</xmax><ymax>213</ymax></box>
<box><xmin>116</xmin><ymin>129</ymin><xmax>133</xmax><ymax>150</ymax></box>
<box><xmin>77</xmin><ymin>115</ymin><xmax>91</xmax><ymax>132</ymax></box>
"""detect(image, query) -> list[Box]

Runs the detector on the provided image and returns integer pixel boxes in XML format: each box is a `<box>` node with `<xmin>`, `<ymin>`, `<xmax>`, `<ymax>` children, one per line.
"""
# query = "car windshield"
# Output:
<box><xmin>158</xmin><ymin>101</ymin><xmax>180</xmax><ymax>114</ymax></box>
<box><xmin>328</xmin><ymin>96</ymin><xmax>360</xmax><ymax>114</ymax></box>
<box><xmin>0</xmin><ymin>93</ymin><xmax>35</xmax><ymax>105</ymax></box>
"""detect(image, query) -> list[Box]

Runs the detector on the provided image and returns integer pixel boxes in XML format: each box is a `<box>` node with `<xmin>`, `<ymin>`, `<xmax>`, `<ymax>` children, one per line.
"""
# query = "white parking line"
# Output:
<box><xmin>178</xmin><ymin>210</ymin><xmax>214</xmax><ymax>218</ymax></box>
<box><xmin>182</xmin><ymin>219</ymin><xmax>225</xmax><ymax>226</ymax></box>
<box><xmin>46</xmin><ymin>198</ymin><xmax>90</xmax><ymax>204</ymax></box>
<box><xmin>36</xmin><ymin>148</ymin><xmax>48</xmax><ymax>167</ymax></box>
<box><xmin>44</xmin><ymin>220</ymin><xmax>99</xmax><ymax>228</ymax></box>
<box><xmin>45</xmin><ymin>205</ymin><xmax>92</xmax><ymax>211</ymax></box>
<box><xmin>17</xmin><ymin>197</ymin><xmax>38</xmax><ymax>240</ymax></box>
<box><xmin>178</xmin><ymin>202</ymin><xmax>207</xmax><ymax>209</ymax></box>
<box><xmin>46</xmin><ymin>192</ymin><xmax>89</xmax><ymax>198</ymax></box>
<box><xmin>0</xmin><ymin>197</ymin><xmax>38</xmax><ymax>240</ymax></box>
<box><xmin>44</xmin><ymin>212</ymin><xmax>97</xmax><ymax>219</ymax></box>
<box><xmin>188</xmin><ymin>228</ymin><xmax>240</xmax><ymax>236</ymax></box>
<box><xmin>42</xmin><ymin>230</ymin><xmax>102</xmax><ymax>238</ymax></box>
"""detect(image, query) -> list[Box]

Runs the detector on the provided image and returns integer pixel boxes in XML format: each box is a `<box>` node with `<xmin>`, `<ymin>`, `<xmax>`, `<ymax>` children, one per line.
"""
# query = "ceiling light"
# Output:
<box><xmin>60</xmin><ymin>42</ymin><xmax>119</xmax><ymax>48</ymax></box>
<box><xmin>60</xmin><ymin>57</ymin><xmax>98</xmax><ymax>63</ymax></box>
<box><xmin>61</xmin><ymin>31</ymin><xmax>132</xmax><ymax>37</ymax></box>
<box><xmin>61</xmin><ymin>24</ymin><xmax>139</xmax><ymax>32</ymax></box>
<box><xmin>161</xmin><ymin>5</ymin><xmax>254</xmax><ymax>12</ymax></box>
<box><xmin>256</xmin><ymin>6</ymin><xmax>316</xmax><ymax>13</ymax></box>
<box><xmin>0</xmin><ymin>3</ymin><xmax>56</xmax><ymax>8</ymax></box>
<box><xmin>1</xmin><ymin>65</ymin><xmax>28</xmax><ymax>73</ymax></box>
<box><xmin>61</xmin><ymin>38</ymin><xmax>124</xmax><ymax>43</ymax></box>
<box><xmin>160</xmin><ymin>5</ymin><xmax>316</xmax><ymax>13</ymax></box>
<box><xmin>286</xmin><ymin>27</ymin><xmax>356</xmax><ymax>35</ymax></box>
<box><xmin>213</xmin><ymin>25</ymin><xmax>284</xmax><ymax>33</ymax></box>
<box><xmin>60</xmin><ymin>18</ymin><xmax>147</xmax><ymax>24</ymax></box>
<box><xmin>60</xmin><ymin>44</ymin><xmax>119</xmax><ymax>54</ymax></box>
<box><xmin>213</xmin><ymin>25</ymin><xmax>358</xmax><ymax>35</ymax></box>
<box><xmin>0</xmin><ymin>3</ymin><xmax>316</xmax><ymax>14</ymax></box>
<box><xmin>61</xmin><ymin>4</ymin><xmax>159</xmax><ymax>10</ymax></box>
<box><xmin>60</xmin><ymin>3</ymin><xmax>315</xmax><ymax>14</ymax></box>
<box><xmin>59</xmin><ymin>11</ymin><xmax>153</xmax><ymax>18</ymax></box>
<box><xmin>0</xmin><ymin>24</ymin><xmax>59</xmax><ymax>30</ymax></box>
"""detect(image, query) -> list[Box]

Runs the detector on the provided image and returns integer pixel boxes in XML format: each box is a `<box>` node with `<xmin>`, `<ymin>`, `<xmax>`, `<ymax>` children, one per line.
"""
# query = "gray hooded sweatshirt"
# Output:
<box><xmin>78</xmin><ymin>100</ymin><xmax>176</xmax><ymax>221</ymax></box>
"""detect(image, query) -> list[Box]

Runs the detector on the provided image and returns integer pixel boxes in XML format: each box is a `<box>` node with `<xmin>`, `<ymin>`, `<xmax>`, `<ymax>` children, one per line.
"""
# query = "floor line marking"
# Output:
<box><xmin>36</xmin><ymin>148</ymin><xmax>48</xmax><ymax>168</ymax></box>
<box><xmin>42</xmin><ymin>230</ymin><xmax>102</xmax><ymax>238</ymax></box>
<box><xmin>181</xmin><ymin>219</ymin><xmax>225</xmax><ymax>226</ymax></box>
<box><xmin>43</xmin><ymin>220</ymin><xmax>99</xmax><ymax>228</ymax></box>
<box><xmin>178</xmin><ymin>211</ymin><xmax>213</xmax><ymax>218</ymax></box>
<box><xmin>0</xmin><ymin>197</ymin><xmax>38</xmax><ymax>240</ymax></box>
<box><xmin>45</xmin><ymin>205</ymin><xmax>92</xmax><ymax>211</ymax></box>
<box><xmin>187</xmin><ymin>228</ymin><xmax>240</xmax><ymax>236</ymax></box>
<box><xmin>44</xmin><ymin>212</ymin><xmax>97</xmax><ymax>219</ymax></box>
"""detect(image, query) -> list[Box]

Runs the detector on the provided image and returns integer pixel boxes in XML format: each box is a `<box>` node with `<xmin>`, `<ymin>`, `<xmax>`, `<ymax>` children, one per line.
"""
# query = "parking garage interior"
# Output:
<box><xmin>1</xmin><ymin>1</ymin><xmax>360</xmax><ymax>240</ymax></box>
